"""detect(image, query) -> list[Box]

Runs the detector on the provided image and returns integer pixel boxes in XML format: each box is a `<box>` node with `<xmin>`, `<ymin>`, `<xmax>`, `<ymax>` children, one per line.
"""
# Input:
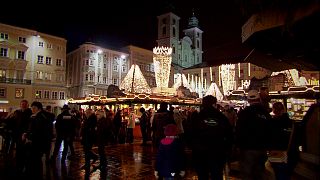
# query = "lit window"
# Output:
<box><xmin>90</xmin><ymin>74</ymin><xmax>94</xmax><ymax>81</ymax></box>
<box><xmin>46</xmin><ymin>57</ymin><xmax>52</xmax><ymax>65</ymax></box>
<box><xmin>35</xmin><ymin>90</ymin><xmax>42</xmax><ymax>99</ymax></box>
<box><xmin>18</xmin><ymin>51</ymin><xmax>25</xmax><ymax>59</ymax></box>
<box><xmin>36</xmin><ymin>71</ymin><xmax>43</xmax><ymax>79</ymax></box>
<box><xmin>103</xmin><ymin>77</ymin><xmax>107</xmax><ymax>84</ymax></box>
<box><xmin>15</xmin><ymin>88</ymin><xmax>24</xmax><ymax>98</ymax></box>
<box><xmin>18</xmin><ymin>37</ymin><xmax>26</xmax><ymax>43</ymax></box>
<box><xmin>47</xmin><ymin>44</ymin><xmax>52</xmax><ymax>49</ymax></box>
<box><xmin>37</xmin><ymin>55</ymin><xmax>44</xmax><ymax>64</ymax></box>
<box><xmin>0</xmin><ymin>70</ymin><xmax>6</xmax><ymax>77</ymax></box>
<box><xmin>39</xmin><ymin>42</ymin><xmax>44</xmax><ymax>47</ymax></box>
<box><xmin>0</xmin><ymin>48</ymin><xmax>8</xmax><ymax>57</ymax></box>
<box><xmin>0</xmin><ymin>33</ymin><xmax>8</xmax><ymax>40</ymax></box>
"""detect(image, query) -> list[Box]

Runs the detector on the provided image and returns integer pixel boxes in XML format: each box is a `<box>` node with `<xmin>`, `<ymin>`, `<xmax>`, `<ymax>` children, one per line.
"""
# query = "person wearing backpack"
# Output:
<box><xmin>191</xmin><ymin>95</ymin><xmax>233</xmax><ymax>180</ymax></box>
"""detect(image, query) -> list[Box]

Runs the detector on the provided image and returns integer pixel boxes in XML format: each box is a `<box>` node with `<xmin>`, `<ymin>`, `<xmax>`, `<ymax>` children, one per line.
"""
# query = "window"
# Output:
<box><xmin>172</xmin><ymin>46</ymin><xmax>175</xmax><ymax>54</ymax></box>
<box><xmin>39</xmin><ymin>42</ymin><xmax>44</xmax><ymax>47</ymax></box>
<box><xmin>17</xmin><ymin>51</ymin><xmax>25</xmax><ymax>59</ymax></box>
<box><xmin>197</xmin><ymin>56</ymin><xmax>199</xmax><ymax>63</ymax></box>
<box><xmin>146</xmin><ymin>65</ymin><xmax>150</xmax><ymax>71</ymax></box>
<box><xmin>15</xmin><ymin>88</ymin><xmax>24</xmax><ymax>98</ymax></box>
<box><xmin>37</xmin><ymin>55</ymin><xmax>44</xmax><ymax>64</ymax></box>
<box><xmin>56</xmin><ymin>59</ymin><xmax>62</xmax><ymax>66</ymax></box>
<box><xmin>36</xmin><ymin>71</ymin><xmax>43</xmax><ymax>79</ymax></box>
<box><xmin>85</xmin><ymin>59</ymin><xmax>89</xmax><ymax>66</ymax></box>
<box><xmin>52</xmin><ymin>91</ymin><xmax>58</xmax><ymax>99</ymax></box>
<box><xmin>197</xmin><ymin>40</ymin><xmax>200</xmax><ymax>48</ymax></box>
<box><xmin>0</xmin><ymin>33</ymin><xmax>8</xmax><ymax>40</ymax></box>
<box><xmin>44</xmin><ymin>90</ymin><xmax>50</xmax><ymax>99</ymax></box>
<box><xmin>172</xmin><ymin>19</ymin><xmax>176</xmax><ymax>25</ymax></box>
<box><xmin>204</xmin><ymin>73</ymin><xmax>207</xmax><ymax>76</ymax></box>
<box><xmin>197</xmin><ymin>32</ymin><xmax>200</xmax><ymax>37</ymax></box>
<box><xmin>44</xmin><ymin>73</ymin><xmax>51</xmax><ymax>80</ymax></box>
<box><xmin>122</xmin><ymin>65</ymin><xmax>126</xmax><ymax>72</ymax></box>
<box><xmin>103</xmin><ymin>77</ymin><xmax>107</xmax><ymax>84</ymax></box>
<box><xmin>89</xmin><ymin>59</ymin><xmax>93</xmax><ymax>66</ymax></box>
<box><xmin>0</xmin><ymin>70</ymin><xmax>6</xmax><ymax>77</ymax></box>
<box><xmin>35</xmin><ymin>90</ymin><xmax>42</xmax><ymax>99</ymax></box>
<box><xmin>103</xmin><ymin>64</ymin><xmax>106</xmax><ymax>68</ymax></box>
<box><xmin>173</xmin><ymin>27</ymin><xmax>176</xmax><ymax>37</ymax></box>
<box><xmin>18</xmin><ymin>37</ymin><xmax>26</xmax><ymax>43</ymax></box>
<box><xmin>113</xmin><ymin>78</ymin><xmax>118</xmax><ymax>85</ymax></box>
<box><xmin>56</xmin><ymin>74</ymin><xmax>63</xmax><ymax>82</ymax></box>
<box><xmin>97</xmin><ymin>76</ymin><xmax>100</xmax><ymax>83</ymax></box>
<box><xmin>150</xmin><ymin>64</ymin><xmax>154</xmax><ymax>72</ymax></box>
<box><xmin>85</xmin><ymin>74</ymin><xmax>89</xmax><ymax>81</ymax></box>
<box><xmin>113</xmin><ymin>65</ymin><xmax>118</xmax><ymax>71</ymax></box>
<box><xmin>162</xmin><ymin>26</ymin><xmax>166</xmax><ymax>36</ymax></box>
<box><xmin>90</xmin><ymin>74</ymin><xmax>94</xmax><ymax>81</ymax></box>
<box><xmin>45</xmin><ymin>57</ymin><xmax>52</xmax><ymax>65</ymax></box>
<box><xmin>162</xmin><ymin>18</ymin><xmax>167</xmax><ymax>24</ymax></box>
<box><xmin>47</xmin><ymin>44</ymin><xmax>52</xmax><ymax>49</ymax></box>
<box><xmin>0</xmin><ymin>48</ymin><xmax>8</xmax><ymax>57</ymax></box>
<box><xmin>59</xmin><ymin>92</ymin><xmax>65</xmax><ymax>99</ymax></box>
<box><xmin>185</xmin><ymin>55</ymin><xmax>187</xmax><ymax>62</ymax></box>
<box><xmin>0</xmin><ymin>88</ymin><xmax>6</xmax><ymax>98</ymax></box>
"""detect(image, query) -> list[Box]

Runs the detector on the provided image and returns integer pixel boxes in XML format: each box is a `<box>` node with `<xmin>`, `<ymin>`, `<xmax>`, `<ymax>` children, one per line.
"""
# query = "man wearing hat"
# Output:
<box><xmin>235</xmin><ymin>90</ymin><xmax>272</xmax><ymax>180</ymax></box>
<box><xmin>51</xmin><ymin>104</ymin><xmax>77</xmax><ymax>162</ymax></box>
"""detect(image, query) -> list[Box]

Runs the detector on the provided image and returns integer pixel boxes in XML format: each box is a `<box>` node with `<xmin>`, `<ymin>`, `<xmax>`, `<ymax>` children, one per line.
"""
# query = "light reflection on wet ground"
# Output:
<box><xmin>1</xmin><ymin>140</ymin><xmax>240</xmax><ymax>179</ymax></box>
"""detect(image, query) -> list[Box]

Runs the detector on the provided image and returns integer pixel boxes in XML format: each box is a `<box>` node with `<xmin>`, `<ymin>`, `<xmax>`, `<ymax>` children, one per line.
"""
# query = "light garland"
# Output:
<box><xmin>205</xmin><ymin>82</ymin><xmax>224</xmax><ymax>101</ymax></box>
<box><xmin>120</xmin><ymin>64</ymin><xmax>151</xmax><ymax>94</ymax></box>
<box><xmin>173</xmin><ymin>73</ymin><xmax>194</xmax><ymax>92</ymax></box>
<box><xmin>219</xmin><ymin>64</ymin><xmax>236</xmax><ymax>96</ymax></box>
<box><xmin>153</xmin><ymin>46</ymin><xmax>172</xmax><ymax>89</ymax></box>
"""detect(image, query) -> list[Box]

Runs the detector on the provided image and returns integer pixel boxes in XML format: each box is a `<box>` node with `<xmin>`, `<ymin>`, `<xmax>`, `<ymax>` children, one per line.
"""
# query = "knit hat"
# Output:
<box><xmin>164</xmin><ymin>124</ymin><xmax>177</xmax><ymax>136</ymax></box>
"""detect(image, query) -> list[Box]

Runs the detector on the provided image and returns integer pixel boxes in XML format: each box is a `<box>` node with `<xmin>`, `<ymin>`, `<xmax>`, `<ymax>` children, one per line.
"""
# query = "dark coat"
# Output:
<box><xmin>156</xmin><ymin>137</ymin><xmax>186</xmax><ymax>177</ymax></box>
<box><xmin>81</xmin><ymin>114</ymin><xmax>97</xmax><ymax>146</ymax></box>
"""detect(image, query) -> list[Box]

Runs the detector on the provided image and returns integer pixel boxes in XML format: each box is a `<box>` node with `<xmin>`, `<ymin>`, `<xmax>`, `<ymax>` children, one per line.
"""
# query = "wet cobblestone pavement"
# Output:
<box><xmin>0</xmin><ymin>139</ymin><xmax>240</xmax><ymax>180</ymax></box>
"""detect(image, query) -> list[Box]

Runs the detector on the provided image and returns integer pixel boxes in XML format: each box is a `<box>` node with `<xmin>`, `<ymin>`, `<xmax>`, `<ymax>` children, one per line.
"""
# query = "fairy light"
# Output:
<box><xmin>248</xmin><ymin>63</ymin><xmax>251</xmax><ymax>77</ymax></box>
<box><xmin>205</xmin><ymin>82</ymin><xmax>224</xmax><ymax>101</ymax></box>
<box><xmin>210</xmin><ymin>67</ymin><xmax>213</xmax><ymax>82</ymax></box>
<box><xmin>218</xmin><ymin>66</ymin><xmax>221</xmax><ymax>86</ymax></box>
<box><xmin>120</xmin><ymin>64</ymin><xmax>151</xmax><ymax>94</ymax></box>
<box><xmin>153</xmin><ymin>46</ymin><xmax>172</xmax><ymax>89</ymax></box>
<box><xmin>238</xmin><ymin>63</ymin><xmax>241</xmax><ymax>78</ymax></box>
<box><xmin>173</xmin><ymin>73</ymin><xmax>194</xmax><ymax>92</ymax></box>
<box><xmin>220</xmin><ymin>64</ymin><xmax>236</xmax><ymax>95</ymax></box>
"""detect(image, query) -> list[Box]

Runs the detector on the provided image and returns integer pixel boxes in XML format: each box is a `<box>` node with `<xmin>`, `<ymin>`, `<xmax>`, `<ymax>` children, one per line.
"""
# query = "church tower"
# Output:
<box><xmin>156</xmin><ymin>12</ymin><xmax>180</xmax><ymax>65</ymax></box>
<box><xmin>183</xmin><ymin>12</ymin><xmax>203</xmax><ymax>66</ymax></box>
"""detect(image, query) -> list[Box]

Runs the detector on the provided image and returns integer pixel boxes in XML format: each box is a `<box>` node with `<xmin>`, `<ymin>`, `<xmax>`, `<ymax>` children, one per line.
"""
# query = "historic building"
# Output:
<box><xmin>0</xmin><ymin>23</ymin><xmax>67</xmax><ymax>113</ymax></box>
<box><xmin>66</xmin><ymin>42</ymin><xmax>129</xmax><ymax>98</ymax></box>
<box><xmin>156</xmin><ymin>12</ymin><xmax>203</xmax><ymax>71</ymax></box>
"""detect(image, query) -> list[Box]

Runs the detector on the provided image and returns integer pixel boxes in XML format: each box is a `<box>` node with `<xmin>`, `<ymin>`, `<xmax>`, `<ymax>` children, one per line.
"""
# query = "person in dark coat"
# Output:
<box><xmin>113</xmin><ymin>109</ymin><xmax>123</xmax><ymax>144</ymax></box>
<box><xmin>152</xmin><ymin>102</ymin><xmax>175</xmax><ymax>147</ymax></box>
<box><xmin>23</xmin><ymin>101</ymin><xmax>52</xmax><ymax>179</ymax></box>
<box><xmin>81</xmin><ymin>108</ymin><xmax>98</xmax><ymax>180</ymax></box>
<box><xmin>155</xmin><ymin>124</ymin><xmax>186</xmax><ymax>179</ymax></box>
<box><xmin>4</xmin><ymin>100</ymin><xmax>32</xmax><ymax>175</ymax></box>
<box><xmin>191</xmin><ymin>95</ymin><xmax>233</xmax><ymax>180</ymax></box>
<box><xmin>235</xmin><ymin>90</ymin><xmax>272</xmax><ymax>180</ymax></box>
<box><xmin>44</xmin><ymin>105</ymin><xmax>55</xmax><ymax>163</ymax></box>
<box><xmin>139</xmin><ymin>107</ymin><xmax>148</xmax><ymax>146</ymax></box>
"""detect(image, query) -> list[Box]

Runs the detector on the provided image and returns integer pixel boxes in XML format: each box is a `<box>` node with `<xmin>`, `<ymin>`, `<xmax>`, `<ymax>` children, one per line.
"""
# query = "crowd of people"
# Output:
<box><xmin>0</xmin><ymin>87</ymin><xmax>319</xmax><ymax>180</ymax></box>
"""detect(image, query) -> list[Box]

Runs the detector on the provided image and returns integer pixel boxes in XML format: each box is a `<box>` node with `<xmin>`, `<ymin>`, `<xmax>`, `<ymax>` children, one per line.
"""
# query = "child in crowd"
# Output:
<box><xmin>155</xmin><ymin>124</ymin><xmax>186</xmax><ymax>180</ymax></box>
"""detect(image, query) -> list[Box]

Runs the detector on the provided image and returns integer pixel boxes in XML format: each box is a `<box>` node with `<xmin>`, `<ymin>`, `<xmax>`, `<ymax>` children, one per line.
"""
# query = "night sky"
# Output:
<box><xmin>0</xmin><ymin>0</ymin><xmax>244</xmax><ymax>55</ymax></box>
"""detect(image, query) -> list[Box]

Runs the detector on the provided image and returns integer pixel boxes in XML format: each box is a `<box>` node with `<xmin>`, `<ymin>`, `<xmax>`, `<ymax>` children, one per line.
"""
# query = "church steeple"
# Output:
<box><xmin>188</xmin><ymin>10</ymin><xmax>199</xmax><ymax>28</ymax></box>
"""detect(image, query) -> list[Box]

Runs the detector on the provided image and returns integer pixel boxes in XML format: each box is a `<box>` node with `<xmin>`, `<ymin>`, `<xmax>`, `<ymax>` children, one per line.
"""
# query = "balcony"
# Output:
<box><xmin>0</xmin><ymin>77</ymin><xmax>31</xmax><ymax>85</ymax></box>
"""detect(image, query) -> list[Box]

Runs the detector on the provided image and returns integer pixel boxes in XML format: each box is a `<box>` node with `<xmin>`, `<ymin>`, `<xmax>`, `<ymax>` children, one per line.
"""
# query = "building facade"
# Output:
<box><xmin>66</xmin><ymin>43</ymin><xmax>129</xmax><ymax>98</ymax></box>
<box><xmin>0</xmin><ymin>23</ymin><xmax>67</xmax><ymax>113</ymax></box>
<box><xmin>156</xmin><ymin>12</ymin><xmax>203</xmax><ymax>69</ymax></box>
<box><xmin>122</xmin><ymin>45</ymin><xmax>156</xmax><ymax>87</ymax></box>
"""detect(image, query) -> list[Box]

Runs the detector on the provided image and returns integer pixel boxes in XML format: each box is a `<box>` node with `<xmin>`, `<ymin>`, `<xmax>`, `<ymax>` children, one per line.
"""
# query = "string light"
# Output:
<box><xmin>153</xmin><ymin>46</ymin><xmax>172</xmax><ymax>89</ymax></box>
<box><xmin>120</xmin><ymin>64</ymin><xmax>151</xmax><ymax>94</ymax></box>
<box><xmin>220</xmin><ymin>64</ymin><xmax>236</xmax><ymax>95</ymax></box>
<box><xmin>205</xmin><ymin>82</ymin><xmax>223</xmax><ymax>101</ymax></box>
<box><xmin>173</xmin><ymin>73</ymin><xmax>194</xmax><ymax>92</ymax></box>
